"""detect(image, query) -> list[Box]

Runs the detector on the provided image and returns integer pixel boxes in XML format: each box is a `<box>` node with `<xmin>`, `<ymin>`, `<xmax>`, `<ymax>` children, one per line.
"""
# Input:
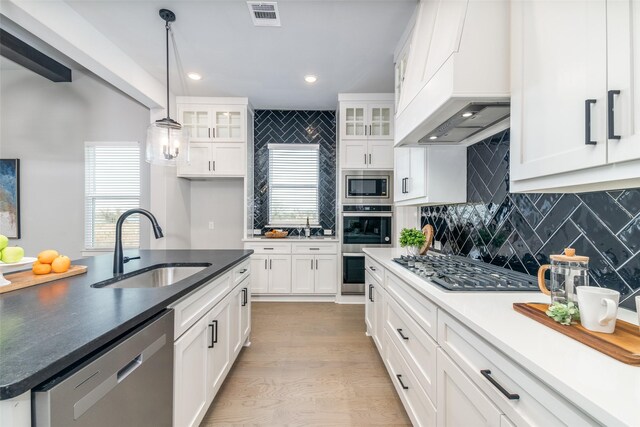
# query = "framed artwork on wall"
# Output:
<box><xmin>0</xmin><ymin>159</ymin><xmax>20</xmax><ymax>238</ymax></box>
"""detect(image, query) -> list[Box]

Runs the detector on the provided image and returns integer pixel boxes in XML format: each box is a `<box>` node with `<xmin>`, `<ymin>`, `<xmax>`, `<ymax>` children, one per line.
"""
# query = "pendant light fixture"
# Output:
<box><xmin>145</xmin><ymin>8</ymin><xmax>189</xmax><ymax>166</ymax></box>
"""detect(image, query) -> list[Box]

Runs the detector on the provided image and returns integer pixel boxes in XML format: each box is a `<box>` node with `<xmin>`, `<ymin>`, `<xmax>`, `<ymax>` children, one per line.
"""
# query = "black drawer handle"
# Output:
<box><xmin>585</xmin><ymin>99</ymin><xmax>597</xmax><ymax>145</ymax></box>
<box><xmin>480</xmin><ymin>369</ymin><xmax>519</xmax><ymax>400</ymax></box>
<box><xmin>264</xmin><ymin>247</ymin><xmax>274</xmax><ymax>250</ymax></box>
<box><xmin>608</xmin><ymin>90</ymin><xmax>621</xmax><ymax>140</ymax></box>
<box><xmin>396</xmin><ymin>374</ymin><xmax>409</xmax><ymax>390</ymax></box>
<box><xmin>309</xmin><ymin>248</ymin><xmax>320</xmax><ymax>250</ymax></box>
<box><xmin>369</xmin><ymin>266</ymin><xmax>376</xmax><ymax>271</ymax></box>
<box><xmin>397</xmin><ymin>328</ymin><xmax>409</xmax><ymax>340</ymax></box>
<box><xmin>238</xmin><ymin>268</ymin><xmax>247</xmax><ymax>274</ymax></box>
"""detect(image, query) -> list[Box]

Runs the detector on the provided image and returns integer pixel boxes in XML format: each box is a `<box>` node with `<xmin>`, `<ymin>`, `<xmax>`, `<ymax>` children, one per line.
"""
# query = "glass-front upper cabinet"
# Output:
<box><xmin>339</xmin><ymin>102</ymin><xmax>394</xmax><ymax>140</ymax></box>
<box><xmin>178</xmin><ymin>105</ymin><xmax>245</xmax><ymax>142</ymax></box>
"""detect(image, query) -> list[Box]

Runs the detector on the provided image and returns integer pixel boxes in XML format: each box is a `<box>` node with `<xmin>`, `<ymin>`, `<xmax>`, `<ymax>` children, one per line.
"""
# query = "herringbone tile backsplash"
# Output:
<box><xmin>253</xmin><ymin>110</ymin><xmax>336</xmax><ymax>234</ymax></box>
<box><xmin>421</xmin><ymin>130</ymin><xmax>640</xmax><ymax>309</ymax></box>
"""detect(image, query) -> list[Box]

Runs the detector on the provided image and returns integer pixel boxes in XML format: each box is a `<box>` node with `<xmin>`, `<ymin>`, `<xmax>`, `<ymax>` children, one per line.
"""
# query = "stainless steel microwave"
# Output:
<box><xmin>342</xmin><ymin>171</ymin><xmax>392</xmax><ymax>205</ymax></box>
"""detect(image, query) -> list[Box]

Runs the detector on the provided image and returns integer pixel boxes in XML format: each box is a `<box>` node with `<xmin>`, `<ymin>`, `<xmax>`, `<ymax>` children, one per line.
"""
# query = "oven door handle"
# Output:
<box><xmin>342</xmin><ymin>212</ymin><xmax>392</xmax><ymax>217</ymax></box>
<box><xmin>342</xmin><ymin>253</ymin><xmax>366</xmax><ymax>257</ymax></box>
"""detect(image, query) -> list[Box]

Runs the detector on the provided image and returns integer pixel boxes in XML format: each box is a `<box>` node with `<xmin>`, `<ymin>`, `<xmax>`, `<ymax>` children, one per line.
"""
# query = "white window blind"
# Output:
<box><xmin>85</xmin><ymin>142</ymin><xmax>141</xmax><ymax>250</ymax></box>
<box><xmin>268</xmin><ymin>143</ymin><xmax>319</xmax><ymax>225</ymax></box>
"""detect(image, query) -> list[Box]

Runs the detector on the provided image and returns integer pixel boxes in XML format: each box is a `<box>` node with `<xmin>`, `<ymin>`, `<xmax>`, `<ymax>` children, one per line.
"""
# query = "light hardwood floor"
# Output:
<box><xmin>200</xmin><ymin>302</ymin><xmax>411</xmax><ymax>426</ymax></box>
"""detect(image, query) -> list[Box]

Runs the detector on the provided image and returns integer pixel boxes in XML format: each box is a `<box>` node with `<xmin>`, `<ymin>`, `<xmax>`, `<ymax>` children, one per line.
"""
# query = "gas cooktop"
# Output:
<box><xmin>393</xmin><ymin>254</ymin><xmax>539</xmax><ymax>292</ymax></box>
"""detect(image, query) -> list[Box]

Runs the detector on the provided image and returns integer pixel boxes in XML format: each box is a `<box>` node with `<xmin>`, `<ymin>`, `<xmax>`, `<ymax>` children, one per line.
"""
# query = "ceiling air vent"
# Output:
<box><xmin>247</xmin><ymin>2</ymin><xmax>281</xmax><ymax>27</ymax></box>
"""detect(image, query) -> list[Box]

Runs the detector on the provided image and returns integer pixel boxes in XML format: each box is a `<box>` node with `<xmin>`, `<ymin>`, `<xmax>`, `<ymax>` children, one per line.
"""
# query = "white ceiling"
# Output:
<box><xmin>63</xmin><ymin>0</ymin><xmax>416</xmax><ymax>110</ymax></box>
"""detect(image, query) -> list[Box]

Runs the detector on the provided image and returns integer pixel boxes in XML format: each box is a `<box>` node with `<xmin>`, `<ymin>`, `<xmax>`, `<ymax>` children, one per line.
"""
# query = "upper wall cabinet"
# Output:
<box><xmin>338</xmin><ymin>94</ymin><xmax>395</xmax><ymax>170</ymax></box>
<box><xmin>176</xmin><ymin>97</ymin><xmax>253</xmax><ymax>179</ymax></box>
<box><xmin>511</xmin><ymin>0</ymin><xmax>640</xmax><ymax>193</ymax></box>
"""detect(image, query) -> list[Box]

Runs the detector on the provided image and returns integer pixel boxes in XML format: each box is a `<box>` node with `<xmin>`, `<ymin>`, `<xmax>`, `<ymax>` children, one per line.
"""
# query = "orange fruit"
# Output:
<box><xmin>37</xmin><ymin>250</ymin><xmax>59</xmax><ymax>264</ymax></box>
<box><xmin>32</xmin><ymin>261</ymin><xmax>52</xmax><ymax>275</ymax></box>
<box><xmin>51</xmin><ymin>255</ymin><xmax>71</xmax><ymax>273</ymax></box>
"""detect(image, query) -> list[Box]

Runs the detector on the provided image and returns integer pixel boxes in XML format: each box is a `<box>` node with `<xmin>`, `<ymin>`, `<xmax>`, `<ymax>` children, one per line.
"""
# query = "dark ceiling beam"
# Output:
<box><xmin>0</xmin><ymin>28</ymin><xmax>71</xmax><ymax>82</ymax></box>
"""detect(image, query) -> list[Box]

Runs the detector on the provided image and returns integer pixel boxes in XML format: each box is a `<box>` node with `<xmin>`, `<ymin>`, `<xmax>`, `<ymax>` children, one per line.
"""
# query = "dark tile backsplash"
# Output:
<box><xmin>421</xmin><ymin>130</ymin><xmax>640</xmax><ymax>309</ymax></box>
<box><xmin>253</xmin><ymin>110</ymin><xmax>336</xmax><ymax>233</ymax></box>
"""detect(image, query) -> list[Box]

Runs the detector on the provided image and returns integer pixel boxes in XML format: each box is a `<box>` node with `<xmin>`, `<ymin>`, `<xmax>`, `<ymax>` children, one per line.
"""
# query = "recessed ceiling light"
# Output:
<box><xmin>462</xmin><ymin>112</ymin><xmax>474</xmax><ymax>118</ymax></box>
<box><xmin>304</xmin><ymin>75</ymin><xmax>317</xmax><ymax>83</ymax></box>
<box><xmin>187</xmin><ymin>72</ymin><xmax>202</xmax><ymax>81</ymax></box>
<box><xmin>429</xmin><ymin>136</ymin><xmax>438</xmax><ymax>140</ymax></box>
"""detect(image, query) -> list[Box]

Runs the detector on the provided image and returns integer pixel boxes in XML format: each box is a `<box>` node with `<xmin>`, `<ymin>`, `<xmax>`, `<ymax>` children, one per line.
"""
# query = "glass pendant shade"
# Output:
<box><xmin>145</xmin><ymin>118</ymin><xmax>190</xmax><ymax>166</ymax></box>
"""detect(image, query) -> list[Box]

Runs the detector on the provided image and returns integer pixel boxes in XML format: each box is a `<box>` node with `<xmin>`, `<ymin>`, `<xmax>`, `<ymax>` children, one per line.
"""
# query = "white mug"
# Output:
<box><xmin>576</xmin><ymin>286</ymin><xmax>620</xmax><ymax>334</ymax></box>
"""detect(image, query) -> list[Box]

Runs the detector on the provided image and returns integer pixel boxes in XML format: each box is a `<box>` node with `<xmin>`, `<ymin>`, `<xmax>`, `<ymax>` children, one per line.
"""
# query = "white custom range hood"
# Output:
<box><xmin>395</xmin><ymin>0</ymin><xmax>510</xmax><ymax>146</ymax></box>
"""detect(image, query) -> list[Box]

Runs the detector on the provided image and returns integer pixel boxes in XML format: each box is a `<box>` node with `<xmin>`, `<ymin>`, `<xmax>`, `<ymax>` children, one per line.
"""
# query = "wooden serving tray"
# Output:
<box><xmin>0</xmin><ymin>265</ymin><xmax>88</xmax><ymax>294</ymax></box>
<box><xmin>514</xmin><ymin>303</ymin><xmax>640</xmax><ymax>366</ymax></box>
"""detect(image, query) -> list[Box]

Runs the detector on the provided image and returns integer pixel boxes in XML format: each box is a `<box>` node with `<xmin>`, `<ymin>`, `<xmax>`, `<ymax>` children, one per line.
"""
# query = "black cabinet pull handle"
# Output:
<box><xmin>396</xmin><ymin>374</ymin><xmax>409</xmax><ymax>390</ymax></box>
<box><xmin>241</xmin><ymin>288</ymin><xmax>247</xmax><ymax>306</ymax></box>
<box><xmin>397</xmin><ymin>328</ymin><xmax>409</xmax><ymax>340</ymax></box>
<box><xmin>364</xmin><ymin>153</ymin><xmax>367</xmax><ymax>165</ymax></box>
<box><xmin>369</xmin><ymin>266</ymin><xmax>376</xmax><ymax>271</ymax></box>
<box><xmin>243</xmin><ymin>287</ymin><xmax>248</xmax><ymax>306</ymax></box>
<box><xmin>208</xmin><ymin>320</ymin><xmax>219</xmax><ymax>348</ymax></box>
<box><xmin>585</xmin><ymin>99</ymin><xmax>597</xmax><ymax>145</ymax></box>
<box><xmin>264</xmin><ymin>259</ymin><xmax>267</xmax><ymax>270</ymax></box>
<box><xmin>608</xmin><ymin>90</ymin><xmax>621</xmax><ymax>140</ymax></box>
<box><xmin>315</xmin><ymin>259</ymin><xmax>318</xmax><ymax>270</ymax></box>
<box><xmin>310</xmin><ymin>248</ymin><xmax>320</xmax><ymax>250</ymax></box>
<box><xmin>480</xmin><ymin>369</ymin><xmax>519</xmax><ymax>400</ymax></box>
<box><xmin>264</xmin><ymin>247</ymin><xmax>274</xmax><ymax>250</ymax></box>
<box><xmin>311</xmin><ymin>259</ymin><xmax>314</xmax><ymax>270</ymax></box>
<box><xmin>269</xmin><ymin>259</ymin><xmax>272</xmax><ymax>269</ymax></box>
<box><xmin>369</xmin><ymin>153</ymin><xmax>372</xmax><ymax>164</ymax></box>
<box><xmin>368</xmin><ymin>284</ymin><xmax>374</xmax><ymax>302</ymax></box>
<box><xmin>239</xmin><ymin>268</ymin><xmax>247</xmax><ymax>274</ymax></box>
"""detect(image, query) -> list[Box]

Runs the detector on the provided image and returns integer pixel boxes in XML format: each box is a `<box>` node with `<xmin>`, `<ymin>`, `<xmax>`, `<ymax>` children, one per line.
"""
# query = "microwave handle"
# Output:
<box><xmin>342</xmin><ymin>212</ymin><xmax>392</xmax><ymax>217</ymax></box>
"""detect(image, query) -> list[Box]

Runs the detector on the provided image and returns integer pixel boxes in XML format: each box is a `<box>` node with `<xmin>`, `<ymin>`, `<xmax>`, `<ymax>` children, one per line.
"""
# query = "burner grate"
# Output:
<box><xmin>393</xmin><ymin>254</ymin><xmax>539</xmax><ymax>292</ymax></box>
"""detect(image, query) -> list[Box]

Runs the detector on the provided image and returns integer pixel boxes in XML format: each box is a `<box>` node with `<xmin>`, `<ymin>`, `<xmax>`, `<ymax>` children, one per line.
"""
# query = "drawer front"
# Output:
<box><xmin>365</xmin><ymin>256</ymin><xmax>384</xmax><ymax>284</ymax></box>
<box><xmin>233</xmin><ymin>259</ymin><xmax>250</xmax><ymax>285</ymax></box>
<box><xmin>383</xmin><ymin>329</ymin><xmax>437</xmax><ymax>427</ymax></box>
<box><xmin>385</xmin><ymin>271</ymin><xmax>438</xmax><ymax>341</ymax></box>
<box><xmin>244</xmin><ymin>242</ymin><xmax>291</xmax><ymax>254</ymax></box>
<box><xmin>172</xmin><ymin>272</ymin><xmax>232</xmax><ymax>339</ymax></box>
<box><xmin>291</xmin><ymin>242</ymin><xmax>337</xmax><ymax>254</ymax></box>
<box><xmin>438</xmin><ymin>310</ymin><xmax>598</xmax><ymax>427</ymax></box>
<box><xmin>385</xmin><ymin>295</ymin><xmax>437</xmax><ymax>403</ymax></box>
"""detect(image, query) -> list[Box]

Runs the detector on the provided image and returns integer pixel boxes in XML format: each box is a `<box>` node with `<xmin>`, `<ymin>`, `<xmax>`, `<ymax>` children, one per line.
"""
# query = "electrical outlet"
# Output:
<box><xmin>323</xmin><ymin>229</ymin><xmax>332</xmax><ymax>236</ymax></box>
<box><xmin>253</xmin><ymin>229</ymin><xmax>262</xmax><ymax>236</ymax></box>
<box><xmin>433</xmin><ymin>240</ymin><xmax>442</xmax><ymax>250</ymax></box>
<box><xmin>208</xmin><ymin>221</ymin><xmax>215</xmax><ymax>230</ymax></box>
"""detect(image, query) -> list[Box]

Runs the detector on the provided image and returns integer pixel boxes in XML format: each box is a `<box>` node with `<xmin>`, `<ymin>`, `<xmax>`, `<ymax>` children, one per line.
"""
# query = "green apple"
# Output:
<box><xmin>0</xmin><ymin>235</ymin><xmax>8</xmax><ymax>251</ymax></box>
<box><xmin>1</xmin><ymin>246</ymin><xmax>24</xmax><ymax>263</ymax></box>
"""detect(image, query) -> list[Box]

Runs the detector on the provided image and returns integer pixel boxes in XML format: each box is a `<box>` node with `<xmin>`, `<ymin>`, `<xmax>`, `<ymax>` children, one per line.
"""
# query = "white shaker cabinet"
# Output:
<box><xmin>511</xmin><ymin>0</ymin><xmax>640</xmax><ymax>192</ymax></box>
<box><xmin>436</xmin><ymin>349</ymin><xmax>502</xmax><ymax>427</ymax></box>
<box><xmin>179</xmin><ymin>103</ymin><xmax>245</xmax><ymax>143</ymax></box>
<box><xmin>250</xmin><ymin>254</ymin><xmax>292</xmax><ymax>294</ymax></box>
<box><xmin>291</xmin><ymin>255</ymin><xmax>338</xmax><ymax>294</ymax></box>
<box><xmin>340</xmin><ymin>140</ymin><xmax>394</xmax><ymax>170</ymax></box>
<box><xmin>205</xmin><ymin>297</ymin><xmax>231</xmax><ymax>401</ymax></box>
<box><xmin>340</xmin><ymin>102</ymin><xmax>394</xmax><ymax>140</ymax></box>
<box><xmin>177</xmin><ymin>142</ymin><xmax>245</xmax><ymax>177</ymax></box>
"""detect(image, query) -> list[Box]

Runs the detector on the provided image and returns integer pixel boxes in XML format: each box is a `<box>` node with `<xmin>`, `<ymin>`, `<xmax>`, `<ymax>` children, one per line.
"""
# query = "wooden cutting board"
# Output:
<box><xmin>514</xmin><ymin>302</ymin><xmax>640</xmax><ymax>366</ymax></box>
<box><xmin>0</xmin><ymin>265</ymin><xmax>88</xmax><ymax>294</ymax></box>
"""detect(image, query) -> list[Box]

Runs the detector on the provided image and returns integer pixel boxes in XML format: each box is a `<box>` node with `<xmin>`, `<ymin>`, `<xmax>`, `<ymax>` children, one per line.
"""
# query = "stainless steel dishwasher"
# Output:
<box><xmin>33</xmin><ymin>310</ymin><xmax>174</xmax><ymax>427</ymax></box>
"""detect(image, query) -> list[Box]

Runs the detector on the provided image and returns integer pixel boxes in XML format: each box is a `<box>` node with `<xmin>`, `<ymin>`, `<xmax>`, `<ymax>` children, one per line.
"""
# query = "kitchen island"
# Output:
<box><xmin>0</xmin><ymin>249</ymin><xmax>252</xmax><ymax>425</ymax></box>
<box><xmin>364</xmin><ymin>247</ymin><xmax>639</xmax><ymax>427</ymax></box>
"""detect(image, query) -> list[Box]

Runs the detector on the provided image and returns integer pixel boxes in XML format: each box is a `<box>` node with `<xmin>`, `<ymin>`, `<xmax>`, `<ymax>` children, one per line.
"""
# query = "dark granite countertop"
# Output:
<box><xmin>0</xmin><ymin>249</ymin><xmax>252</xmax><ymax>400</ymax></box>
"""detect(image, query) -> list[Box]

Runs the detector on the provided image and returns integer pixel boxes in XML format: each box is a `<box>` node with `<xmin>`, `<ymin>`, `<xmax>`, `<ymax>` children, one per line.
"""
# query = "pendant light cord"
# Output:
<box><xmin>165</xmin><ymin>21</ymin><xmax>171</xmax><ymax>120</ymax></box>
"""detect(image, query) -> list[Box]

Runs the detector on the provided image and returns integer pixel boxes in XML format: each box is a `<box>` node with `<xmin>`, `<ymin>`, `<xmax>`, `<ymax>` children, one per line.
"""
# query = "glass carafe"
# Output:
<box><xmin>537</xmin><ymin>248</ymin><xmax>589</xmax><ymax>304</ymax></box>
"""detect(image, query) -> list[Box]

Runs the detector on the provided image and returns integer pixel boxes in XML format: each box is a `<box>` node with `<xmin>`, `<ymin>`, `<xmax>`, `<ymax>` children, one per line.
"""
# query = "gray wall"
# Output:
<box><xmin>190</xmin><ymin>179</ymin><xmax>244</xmax><ymax>249</ymax></box>
<box><xmin>0</xmin><ymin>67</ymin><xmax>151</xmax><ymax>259</ymax></box>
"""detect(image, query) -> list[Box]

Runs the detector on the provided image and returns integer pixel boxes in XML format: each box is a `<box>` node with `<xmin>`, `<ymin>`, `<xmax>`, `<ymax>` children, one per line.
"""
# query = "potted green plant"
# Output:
<box><xmin>399</xmin><ymin>228</ymin><xmax>426</xmax><ymax>256</ymax></box>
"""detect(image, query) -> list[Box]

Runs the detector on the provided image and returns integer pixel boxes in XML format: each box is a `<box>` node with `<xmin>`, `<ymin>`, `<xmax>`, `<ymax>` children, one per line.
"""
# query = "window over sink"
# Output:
<box><xmin>268</xmin><ymin>143</ymin><xmax>319</xmax><ymax>226</ymax></box>
<box><xmin>84</xmin><ymin>142</ymin><xmax>140</xmax><ymax>250</ymax></box>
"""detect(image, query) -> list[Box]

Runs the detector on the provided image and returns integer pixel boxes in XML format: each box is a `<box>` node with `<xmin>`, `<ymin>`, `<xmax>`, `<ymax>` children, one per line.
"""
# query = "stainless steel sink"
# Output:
<box><xmin>92</xmin><ymin>264</ymin><xmax>210</xmax><ymax>289</ymax></box>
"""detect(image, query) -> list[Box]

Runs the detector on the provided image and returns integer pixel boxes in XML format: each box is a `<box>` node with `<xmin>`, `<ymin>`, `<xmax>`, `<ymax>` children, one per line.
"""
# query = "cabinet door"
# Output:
<box><xmin>268</xmin><ymin>255</ymin><xmax>292</xmax><ymax>293</ymax></box>
<box><xmin>394</xmin><ymin>147</ymin><xmax>412</xmax><ymax>202</ymax></box>
<box><xmin>314</xmin><ymin>255</ymin><xmax>337</xmax><ymax>294</ymax></box>
<box><xmin>367</xmin><ymin>140</ymin><xmax>394</xmax><ymax>169</ymax></box>
<box><xmin>180</xmin><ymin>105</ymin><xmax>212</xmax><ymax>142</ymax></box>
<box><xmin>372</xmin><ymin>285</ymin><xmax>384</xmax><ymax>351</ymax></box>
<box><xmin>407</xmin><ymin>147</ymin><xmax>426</xmax><ymax>199</ymax></box>
<box><xmin>292</xmin><ymin>255</ymin><xmax>315</xmax><ymax>293</ymax></box>
<box><xmin>607</xmin><ymin>1</ymin><xmax>640</xmax><ymax>163</ymax></box>
<box><xmin>250</xmin><ymin>255</ymin><xmax>269</xmax><ymax>294</ymax></box>
<box><xmin>206</xmin><ymin>299</ymin><xmax>231</xmax><ymax>403</ymax></box>
<box><xmin>437</xmin><ymin>349</ymin><xmax>502</xmax><ymax>427</ymax></box>
<box><xmin>241</xmin><ymin>282</ymin><xmax>251</xmax><ymax>343</ymax></box>
<box><xmin>174</xmin><ymin>315</ymin><xmax>209</xmax><ymax>427</ymax></box>
<box><xmin>511</xmin><ymin>0</ymin><xmax>607</xmax><ymax>181</ymax></box>
<box><xmin>341</xmin><ymin>140</ymin><xmax>369</xmax><ymax>169</ymax></box>
<box><xmin>368</xmin><ymin>104</ymin><xmax>394</xmax><ymax>139</ymax></box>
<box><xmin>211</xmin><ymin>143</ymin><xmax>245</xmax><ymax>176</ymax></box>
<box><xmin>365</xmin><ymin>273</ymin><xmax>376</xmax><ymax>336</ymax></box>
<box><xmin>341</xmin><ymin>104</ymin><xmax>367</xmax><ymax>139</ymax></box>
<box><xmin>177</xmin><ymin>142</ymin><xmax>213</xmax><ymax>176</ymax></box>
<box><xmin>229</xmin><ymin>285</ymin><xmax>243</xmax><ymax>357</ymax></box>
<box><xmin>212</xmin><ymin>108</ymin><xmax>245</xmax><ymax>142</ymax></box>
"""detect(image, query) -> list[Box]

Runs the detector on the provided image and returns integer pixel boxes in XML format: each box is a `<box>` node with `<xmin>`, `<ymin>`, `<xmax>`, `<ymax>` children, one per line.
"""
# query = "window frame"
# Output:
<box><xmin>267</xmin><ymin>143</ymin><xmax>320</xmax><ymax>227</ymax></box>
